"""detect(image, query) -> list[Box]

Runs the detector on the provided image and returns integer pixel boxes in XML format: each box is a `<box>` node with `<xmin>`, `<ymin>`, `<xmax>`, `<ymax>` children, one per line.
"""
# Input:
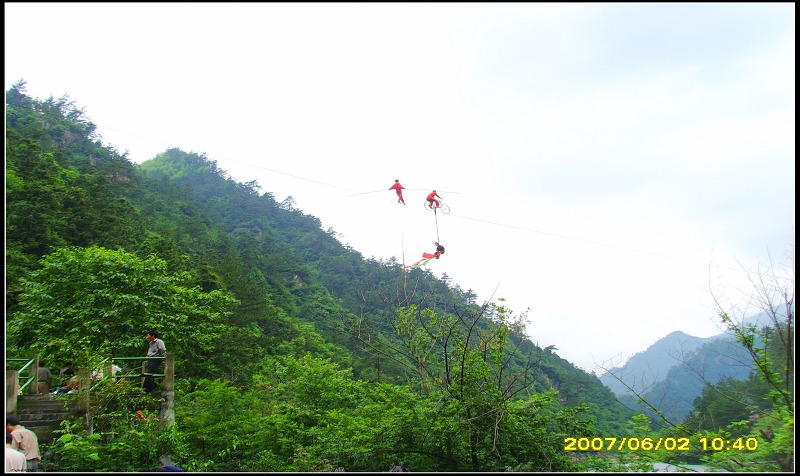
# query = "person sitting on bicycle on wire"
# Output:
<box><xmin>427</xmin><ymin>190</ymin><xmax>442</xmax><ymax>208</ymax></box>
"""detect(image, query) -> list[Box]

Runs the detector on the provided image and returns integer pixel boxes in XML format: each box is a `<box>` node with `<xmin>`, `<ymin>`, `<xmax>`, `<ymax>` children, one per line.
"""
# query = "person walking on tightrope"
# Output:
<box><xmin>390</xmin><ymin>179</ymin><xmax>406</xmax><ymax>205</ymax></box>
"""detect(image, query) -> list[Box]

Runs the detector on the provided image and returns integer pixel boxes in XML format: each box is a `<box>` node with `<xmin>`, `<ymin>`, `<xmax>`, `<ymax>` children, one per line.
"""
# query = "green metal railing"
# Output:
<box><xmin>6</xmin><ymin>357</ymin><xmax>37</xmax><ymax>394</ymax></box>
<box><xmin>92</xmin><ymin>355</ymin><xmax>166</xmax><ymax>390</ymax></box>
<box><xmin>6</xmin><ymin>355</ymin><xmax>166</xmax><ymax>392</ymax></box>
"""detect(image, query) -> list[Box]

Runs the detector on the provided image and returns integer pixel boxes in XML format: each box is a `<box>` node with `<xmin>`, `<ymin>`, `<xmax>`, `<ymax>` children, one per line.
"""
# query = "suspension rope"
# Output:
<box><xmin>434</xmin><ymin>207</ymin><xmax>440</xmax><ymax>242</ymax></box>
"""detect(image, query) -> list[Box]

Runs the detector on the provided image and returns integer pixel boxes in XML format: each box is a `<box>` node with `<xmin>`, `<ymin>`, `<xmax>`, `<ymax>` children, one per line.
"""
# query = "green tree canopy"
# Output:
<box><xmin>7</xmin><ymin>245</ymin><xmax>238</xmax><ymax>370</ymax></box>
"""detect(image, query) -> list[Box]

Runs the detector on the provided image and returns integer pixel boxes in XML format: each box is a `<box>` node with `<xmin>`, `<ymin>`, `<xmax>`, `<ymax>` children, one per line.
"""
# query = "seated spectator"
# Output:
<box><xmin>52</xmin><ymin>376</ymin><xmax>79</xmax><ymax>395</ymax></box>
<box><xmin>59</xmin><ymin>362</ymin><xmax>76</xmax><ymax>381</ymax></box>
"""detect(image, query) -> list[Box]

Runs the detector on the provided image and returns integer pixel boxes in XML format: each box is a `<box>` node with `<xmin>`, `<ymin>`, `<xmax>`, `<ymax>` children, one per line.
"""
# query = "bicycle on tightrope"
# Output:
<box><xmin>424</xmin><ymin>199</ymin><xmax>450</xmax><ymax>214</ymax></box>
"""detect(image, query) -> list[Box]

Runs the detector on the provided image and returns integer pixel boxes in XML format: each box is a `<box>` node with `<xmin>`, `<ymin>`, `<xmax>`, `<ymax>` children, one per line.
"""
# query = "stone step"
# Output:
<box><xmin>21</xmin><ymin>420</ymin><xmax>63</xmax><ymax>431</ymax></box>
<box><xmin>17</xmin><ymin>394</ymin><xmax>78</xmax><ymax>407</ymax></box>
<box><xmin>35</xmin><ymin>431</ymin><xmax>58</xmax><ymax>443</ymax></box>
<box><xmin>17</xmin><ymin>404</ymin><xmax>69</xmax><ymax>413</ymax></box>
<box><xmin>15</xmin><ymin>408</ymin><xmax>67</xmax><ymax>416</ymax></box>
<box><xmin>15</xmin><ymin>412</ymin><xmax>70</xmax><ymax>422</ymax></box>
<box><xmin>17</xmin><ymin>394</ymin><xmax>67</xmax><ymax>402</ymax></box>
<box><xmin>24</xmin><ymin>425</ymin><xmax>60</xmax><ymax>443</ymax></box>
<box><xmin>17</xmin><ymin>394</ymin><xmax>60</xmax><ymax>400</ymax></box>
<box><xmin>12</xmin><ymin>395</ymin><xmax>74</xmax><ymax>443</ymax></box>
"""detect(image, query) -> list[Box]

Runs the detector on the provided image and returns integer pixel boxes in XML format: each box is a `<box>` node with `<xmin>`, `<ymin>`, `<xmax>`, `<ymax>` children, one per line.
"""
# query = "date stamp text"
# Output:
<box><xmin>563</xmin><ymin>437</ymin><xmax>759</xmax><ymax>452</ymax></box>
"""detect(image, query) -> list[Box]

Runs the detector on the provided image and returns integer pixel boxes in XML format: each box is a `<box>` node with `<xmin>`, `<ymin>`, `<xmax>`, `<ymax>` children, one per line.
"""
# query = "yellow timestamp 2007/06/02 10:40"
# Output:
<box><xmin>563</xmin><ymin>436</ymin><xmax>759</xmax><ymax>452</ymax></box>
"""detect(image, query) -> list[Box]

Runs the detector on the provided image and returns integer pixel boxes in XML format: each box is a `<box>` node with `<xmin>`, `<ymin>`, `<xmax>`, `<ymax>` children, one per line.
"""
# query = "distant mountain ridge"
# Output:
<box><xmin>599</xmin><ymin>311</ymin><xmax>776</xmax><ymax>422</ymax></box>
<box><xmin>598</xmin><ymin>330</ymin><xmax>710</xmax><ymax>396</ymax></box>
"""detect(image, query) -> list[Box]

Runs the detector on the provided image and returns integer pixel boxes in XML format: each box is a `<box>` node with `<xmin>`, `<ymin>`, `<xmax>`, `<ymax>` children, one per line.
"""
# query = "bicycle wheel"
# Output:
<box><xmin>424</xmin><ymin>201</ymin><xmax>434</xmax><ymax>211</ymax></box>
<box><xmin>439</xmin><ymin>203</ymin><xmax>450</xmax><ymax>214</ymax></box>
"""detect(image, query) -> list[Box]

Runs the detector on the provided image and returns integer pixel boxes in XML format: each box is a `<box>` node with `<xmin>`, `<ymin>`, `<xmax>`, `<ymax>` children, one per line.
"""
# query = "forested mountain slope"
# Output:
<box><xmin>616</xmin><ymin>336</ymin><xmax>755</xmax><ymax>424</ymax></box>
<box><xmin>599</xmin><ymin>331</ymin><xmax>709</xmax><ymax>397</ymax></box>
<box><xmin>6</xmin><ymin>82</ymin><xmax>640</xmax><ymax>470</ymax></box>
<box><xmin>135</xmin><ymin>148</ymin><xmax>630</xmax><ymax>427</ymax></box>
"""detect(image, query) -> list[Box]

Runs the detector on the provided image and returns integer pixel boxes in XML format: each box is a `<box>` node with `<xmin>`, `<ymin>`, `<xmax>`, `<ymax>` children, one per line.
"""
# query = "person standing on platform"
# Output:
<box><xmin>143</xmin><ymin>329</ymin><xmax>166</xmax><ymax>392</ymax></box>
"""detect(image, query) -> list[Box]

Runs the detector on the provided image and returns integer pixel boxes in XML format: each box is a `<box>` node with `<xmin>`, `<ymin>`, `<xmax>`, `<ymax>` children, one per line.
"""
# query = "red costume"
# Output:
<box><xmin>426</xmin><ymin>190</ymin><xmax>441</xmax><ymax>207</ymax></box>
<box><xmin>390</xmin><ymin>180</ymin><xmax>406</xmax><ymax>204</ymax></box>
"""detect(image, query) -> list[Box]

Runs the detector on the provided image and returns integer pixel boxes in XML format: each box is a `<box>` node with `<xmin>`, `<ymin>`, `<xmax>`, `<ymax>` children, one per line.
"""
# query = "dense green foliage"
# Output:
<box><xmin>6</xmin><ymin>246</ymin><xmax>238</xmax><ymax>376</ymax></box>
<box><xmin>44</xmin><ymin>379</ymin><xmax>181</xmax><ymax>472</ymax></box>
<box><xmin>10</xmin><ymin>81</ymin><xmax>788</xmax><ymax>471</ymax></box>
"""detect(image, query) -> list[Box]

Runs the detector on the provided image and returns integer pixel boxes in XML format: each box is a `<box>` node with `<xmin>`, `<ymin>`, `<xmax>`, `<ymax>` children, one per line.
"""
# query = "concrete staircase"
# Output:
<box><xmin>13</xmin><ymin>394</ymin><xmax>74</xmax><ymax>443</ymax></box>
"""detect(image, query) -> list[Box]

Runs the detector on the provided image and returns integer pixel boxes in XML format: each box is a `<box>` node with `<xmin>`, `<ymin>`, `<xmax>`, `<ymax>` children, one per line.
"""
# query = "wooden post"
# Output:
<box><xmin>161</xmin><ymin>353</ymin><xmax>175</xmax><ymax>426</ymax></box>
<box><xmin>6</xmin><ymin>369</ymin><xmax>19</xmax><ymax>413</ymax></box>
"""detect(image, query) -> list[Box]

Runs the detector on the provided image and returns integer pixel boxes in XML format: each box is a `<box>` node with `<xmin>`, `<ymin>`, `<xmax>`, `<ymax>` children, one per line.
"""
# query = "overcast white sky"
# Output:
<box><xmin>5</xmin><ymin>3</ymin><xmax>795</xmax><ymax>373</ymax></box>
